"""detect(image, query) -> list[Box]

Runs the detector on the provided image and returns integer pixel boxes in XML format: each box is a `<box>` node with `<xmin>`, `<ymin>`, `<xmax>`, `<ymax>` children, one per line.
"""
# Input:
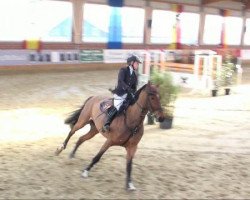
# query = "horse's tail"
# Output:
<box><xmin>64</xmin><ymin>96</ymin><xmax>93</xmax><ymax>128</ymax></box>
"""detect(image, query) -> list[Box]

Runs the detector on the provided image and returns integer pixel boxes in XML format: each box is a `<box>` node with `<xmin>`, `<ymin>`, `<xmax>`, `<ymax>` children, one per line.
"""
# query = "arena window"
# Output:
<box><xmin>244</xmin><ymin>18</ymin><xmax>250</xmax><ymax>45</ymax></box>
<box><xmin>83</xmin><ymin>4</ymin><xmax>110</xmax><ymax>43</ymax></box>
<box><xmin>0</xmin><ymin>0</ymin><xmax>31</xmax><ymax>41</ymax></box>
<box><xmin>0</xmin><ymin>0</ymin><xmax>72</xmax><ymax>42</ymax></box>
<box><xmin>121</xmin><ymin>7</ymin><xmax>145</xmax><ymax>43</ymax></box>
<box><xmin>37</xmin><ymin>1</ymin><xmax>72</xmax><ymax>42</ymax></box>
<box><xmin>179</xmin><ymin>12</ymin><xmax>200</xmax><ymax>45</ymax></box>
<box><xmin>83</xmin><ymin>4</ymin><xmax>144</xmax><ymax>43</ymax></box>
<box><xmin>151</xmin><ymin>10</ymin><xmax>176</xmax><ymax>44</ymax></box>
<box><xmin>224</xmin><ymin>16</ymin><xmax>243</xmax><ymax>45</ymax></box>
<box><xmin>203</xmin><ymin>14</ymin><xmax>223</xmax><ymax>45</ymax></box>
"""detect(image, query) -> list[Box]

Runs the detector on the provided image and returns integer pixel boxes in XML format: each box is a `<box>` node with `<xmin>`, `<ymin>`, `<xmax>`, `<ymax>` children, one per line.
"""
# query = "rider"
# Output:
<box><xmin>102</xmin><ymin>54</ymin><xmax>142</xmax><ymax>132</ymax></box>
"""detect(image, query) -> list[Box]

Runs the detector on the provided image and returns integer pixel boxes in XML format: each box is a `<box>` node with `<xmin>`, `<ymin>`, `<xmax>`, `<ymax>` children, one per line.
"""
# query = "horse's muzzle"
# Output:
<box><xmin>158</xmin><ymin>116</ymin><xmax>165</xmax><ymax>123</ymax></box>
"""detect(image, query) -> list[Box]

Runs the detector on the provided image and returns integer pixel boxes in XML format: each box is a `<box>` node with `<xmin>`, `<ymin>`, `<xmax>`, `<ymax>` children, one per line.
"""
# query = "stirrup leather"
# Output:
<box><xmin>102</xmin><ymin>106</ymin><xmax>117</xmax><ymax>132</ymax></box>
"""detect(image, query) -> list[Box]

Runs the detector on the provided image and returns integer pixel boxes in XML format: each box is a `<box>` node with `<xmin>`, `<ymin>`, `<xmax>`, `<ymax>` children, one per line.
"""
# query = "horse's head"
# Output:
<box><xmin>145</xmin><ymin>82</ymin><xmax>165</xmax><ymax>122</ymax></box>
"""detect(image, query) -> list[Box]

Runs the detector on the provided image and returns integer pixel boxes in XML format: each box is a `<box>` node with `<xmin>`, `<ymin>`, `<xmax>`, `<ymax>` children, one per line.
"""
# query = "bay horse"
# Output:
<box><xmin>55</xmin><ymin>82</ymin><xmax>165</xmax><ymax>191</ymax></box>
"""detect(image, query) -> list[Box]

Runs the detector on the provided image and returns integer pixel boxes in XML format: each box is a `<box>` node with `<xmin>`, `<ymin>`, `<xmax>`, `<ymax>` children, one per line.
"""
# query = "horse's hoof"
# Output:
<box><xmin>81</xmin><ymin>170</ymin><xmax>89</xmax><ymax>178</ymax></box>
<box><xmin>127</xmin><ymin>182</ymin><xmax>136</xmax><ymax>191</ymax></box>
<box><xmin>54</xmin><ymin>145</ymin><xmax>64</xmax><ymax>156</ymax></box>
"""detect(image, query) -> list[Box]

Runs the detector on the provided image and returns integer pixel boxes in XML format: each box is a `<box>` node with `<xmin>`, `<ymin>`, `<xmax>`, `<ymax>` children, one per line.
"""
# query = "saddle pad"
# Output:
<box><xmin>100</xmin><ymin>98</ymin><xmax>113</xmax><ymax>113</ymax></box>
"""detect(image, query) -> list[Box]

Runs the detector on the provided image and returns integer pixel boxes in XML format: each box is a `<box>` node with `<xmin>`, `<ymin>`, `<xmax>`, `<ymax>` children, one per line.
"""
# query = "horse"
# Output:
<box><xmin>55</xmin><ymin>81</ymin><xmax>165</xmax><ymax>191</ymax></box>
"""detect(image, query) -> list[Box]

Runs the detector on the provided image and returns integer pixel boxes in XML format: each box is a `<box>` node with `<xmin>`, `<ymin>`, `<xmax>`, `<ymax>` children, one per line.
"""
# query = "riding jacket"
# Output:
<box><xmin>112</xmin><ymin>66</ymin><xmax>138</xmax><ymax>96</ymax></box>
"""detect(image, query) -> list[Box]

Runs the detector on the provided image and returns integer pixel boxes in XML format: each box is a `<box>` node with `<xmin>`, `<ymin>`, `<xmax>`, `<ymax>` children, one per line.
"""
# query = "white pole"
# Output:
<box><xmin>236</xmin><ymin>57</ymin><xmax>243</xmax><ymax>85</ymax></box>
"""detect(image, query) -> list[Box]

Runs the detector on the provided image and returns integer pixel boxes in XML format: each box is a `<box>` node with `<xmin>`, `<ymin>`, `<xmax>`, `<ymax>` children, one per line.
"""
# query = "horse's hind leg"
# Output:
<box><xmin>55</xmin><ymin>117</ymin><xmax>89</xmax><ymax>156</ymax></box>
<box><xmin>69</xmin><ymin>120</ymin><xmax>98</xmax><ymax>158</ymax></box>
<box><xmin>82</xmin><ymin>139</ymin><xmax>112</xmax><ymax>178</ymax></box>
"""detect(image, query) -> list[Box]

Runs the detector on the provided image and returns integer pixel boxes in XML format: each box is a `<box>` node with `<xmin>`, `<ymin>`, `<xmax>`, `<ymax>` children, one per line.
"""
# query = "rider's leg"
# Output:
<box><xmin>102</xmin><ymin>106</ymin><xmax>117</xmax><ymax>132</ymax></box>
<box><xmin>102</xmin><ymin>94</ymin><xmax>126</xmax><ymax>132</ymax></box>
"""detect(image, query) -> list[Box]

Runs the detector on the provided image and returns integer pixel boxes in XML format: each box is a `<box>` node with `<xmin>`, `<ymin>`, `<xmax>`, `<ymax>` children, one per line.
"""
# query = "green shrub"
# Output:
<box><xmin>151</xmin><ymin>69</ymin><xmax>179</xmax><ymax>118</ymax></box>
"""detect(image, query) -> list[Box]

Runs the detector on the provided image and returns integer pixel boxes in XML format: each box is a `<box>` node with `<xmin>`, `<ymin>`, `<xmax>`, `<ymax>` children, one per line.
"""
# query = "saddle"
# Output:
<box><xmin>100</xmin><ymin>98</ymin><xmax>113</xmax><ymax>113</ymax></box>
<box><xmin>99</xmin><ymin>97</ymin><xmax>130</xmax><ymax>115</ymax></box>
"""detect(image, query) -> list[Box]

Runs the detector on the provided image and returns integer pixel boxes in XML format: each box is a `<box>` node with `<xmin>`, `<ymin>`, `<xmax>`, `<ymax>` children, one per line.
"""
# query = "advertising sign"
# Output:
<box><xmin>103</xmin><ymin>49</ymin><xmax>144</xmax><ymax>63</ymax></box>
<box><xmin>80</xmin><ymin>50</ymin><xmax>103</xmax><ymax>62</ymax></box>
<box><xmin>0</xmin><ymin>50</ymin><xmax>28</xmax><ymax>65</ymax></box>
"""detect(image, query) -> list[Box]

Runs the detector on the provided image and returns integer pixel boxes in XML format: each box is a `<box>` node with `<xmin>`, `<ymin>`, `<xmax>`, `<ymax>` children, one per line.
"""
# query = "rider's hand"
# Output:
<box><xmin>127</xmin><ymin>87</ymin><xmax>133</xmax><ymax>94</ymax></box>
<box><xmin>127</xmin><ymin>88</ymin><xmax>135</xmax><ymax>100</ymax></box>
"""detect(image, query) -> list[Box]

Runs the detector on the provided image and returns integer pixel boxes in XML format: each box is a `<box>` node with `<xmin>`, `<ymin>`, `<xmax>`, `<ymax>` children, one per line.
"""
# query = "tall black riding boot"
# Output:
<box><xmin>102</xmin><ymin>106</ymin><xmax>117</xmax><ymax>132</ymax></box>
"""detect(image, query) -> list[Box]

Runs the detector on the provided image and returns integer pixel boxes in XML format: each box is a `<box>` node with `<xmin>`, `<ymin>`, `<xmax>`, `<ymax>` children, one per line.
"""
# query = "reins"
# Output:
<box><xmin>122</xmin><ymin>87</ymin><xmax>163</xmax><ymax>145</ymax></box>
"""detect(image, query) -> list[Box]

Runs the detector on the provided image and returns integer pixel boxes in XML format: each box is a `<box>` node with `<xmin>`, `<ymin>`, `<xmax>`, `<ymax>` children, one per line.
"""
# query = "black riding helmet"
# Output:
<box><xmin>127</xmin><ymin>55</ymin><xmax>142</xmax><ymax>64</ymax></box>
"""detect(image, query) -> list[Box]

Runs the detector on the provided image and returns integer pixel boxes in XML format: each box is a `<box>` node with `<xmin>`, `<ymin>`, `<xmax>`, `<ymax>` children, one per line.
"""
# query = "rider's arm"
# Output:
<box><xmin>118</xmin><ymin>68</ymin><xmax>130</xmax><ymax>91</ymax></box>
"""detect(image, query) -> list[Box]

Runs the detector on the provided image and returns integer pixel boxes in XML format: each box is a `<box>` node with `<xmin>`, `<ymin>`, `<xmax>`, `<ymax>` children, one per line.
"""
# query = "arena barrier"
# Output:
<box><xmin>139</xmin><ymin>50</ymin><xmax>224</xmax><ymax>92</ymax></box>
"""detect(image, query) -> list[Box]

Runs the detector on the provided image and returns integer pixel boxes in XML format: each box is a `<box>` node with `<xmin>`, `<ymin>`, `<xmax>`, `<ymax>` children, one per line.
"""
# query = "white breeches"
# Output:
<box><xmin>113</xmin><ymin>93</ymin><xmax>127</xmax><ymax>111</ymax></box>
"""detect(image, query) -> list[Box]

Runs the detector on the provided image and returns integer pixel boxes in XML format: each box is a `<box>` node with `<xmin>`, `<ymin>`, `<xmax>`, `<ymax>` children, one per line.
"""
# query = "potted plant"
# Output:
<box><xmin>211</xmin><ymin>79</ymin><xmax>219</xmax><ymax>97</ymax></box>
<box><xmin>220</xmin><ymin>55</ymin><xmax>236</xmax><ymax>95</ymax></box>
<box><xmin>151</xmin><ymin>69</ymin><xmax>179</xmax><ymax>129</ymax></box>
<box><xmin>211</xmin><ymin>64</ymin><xmax>221</xmax><ymax>97</ymax></box>
<box><xmin>147</xmin><ymin>112</ymin><xmax>155</xmax><ymax>125</ymax></box>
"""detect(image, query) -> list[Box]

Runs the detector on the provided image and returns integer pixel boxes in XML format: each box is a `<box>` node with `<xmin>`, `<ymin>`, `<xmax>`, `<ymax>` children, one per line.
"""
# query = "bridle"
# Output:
<box><xmin>124</xmin><ymin>86</ymin><xmax>163</xmax><ymax>136</ymax></box>
<box><xmin>136</xmin><ymin>87</ymin><xmax>163</xmax><ymax>117</ymax></box>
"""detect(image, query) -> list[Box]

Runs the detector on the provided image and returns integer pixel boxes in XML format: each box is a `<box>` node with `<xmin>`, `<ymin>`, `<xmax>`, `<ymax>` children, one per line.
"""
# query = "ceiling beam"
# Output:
<box><xmin>201</xmin><ymin>0</ymin><xmax>245</xmax><ymax>5</ymax></box>
<box><xmin>230</xmin><ymin>0</ymin><xmax>242</xmax><ymax>2</ymax></box>
<box><xmin>245</xmin><ymin>0</ymin><xmax>250</xmax><ymax>10</ymax></box>
<box><xmin>201</xmin><ymin>0</ymin><xmax>225</xmax><ymax>5</ymax></box>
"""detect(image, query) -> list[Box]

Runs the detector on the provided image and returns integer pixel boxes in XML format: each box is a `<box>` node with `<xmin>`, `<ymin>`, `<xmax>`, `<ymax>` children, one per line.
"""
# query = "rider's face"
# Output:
<box><xmin>132</xmin><ymin>61</ymin><xmax>140</xmax><ymax>70</ymax></box>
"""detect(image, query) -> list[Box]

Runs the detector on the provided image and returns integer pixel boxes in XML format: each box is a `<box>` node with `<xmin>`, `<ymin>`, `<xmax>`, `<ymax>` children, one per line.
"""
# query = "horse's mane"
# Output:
<box><xmin>130</xmin><ymin>84</ymin><xmax>147</xmax><ymax>105</ymax></box>
<box><xmin>116</xmin><ymin>83</ymin><xmax>147</xmax><ymax>115</ymax></box>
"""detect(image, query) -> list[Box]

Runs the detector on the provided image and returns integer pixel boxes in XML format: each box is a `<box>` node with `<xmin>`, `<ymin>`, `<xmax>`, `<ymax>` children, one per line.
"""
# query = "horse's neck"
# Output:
<box><xmin>126</xmin><ymin>91</ymin><xmax>148</xmax><ymax>124</ymax></box>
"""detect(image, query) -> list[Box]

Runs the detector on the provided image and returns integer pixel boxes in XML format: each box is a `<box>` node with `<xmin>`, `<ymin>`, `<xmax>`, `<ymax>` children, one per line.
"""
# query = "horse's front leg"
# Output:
<box><xmin>125</xmin><ymin>144</ymin><xmax>138</xmax><ymax>191</ymax></box>
<box><xmin>82</xmin><ymin>139</ymin><xmax>112</xmax><ymax>178</ymax></box>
